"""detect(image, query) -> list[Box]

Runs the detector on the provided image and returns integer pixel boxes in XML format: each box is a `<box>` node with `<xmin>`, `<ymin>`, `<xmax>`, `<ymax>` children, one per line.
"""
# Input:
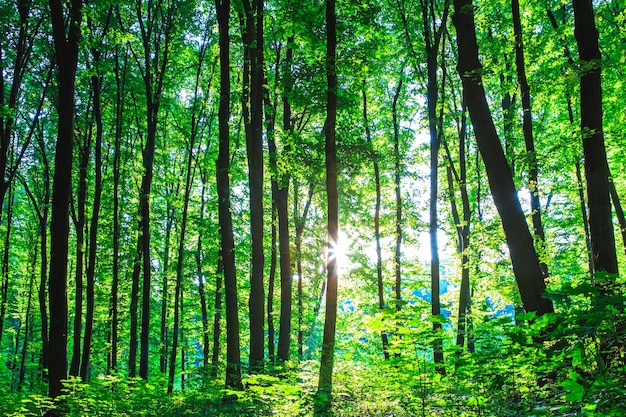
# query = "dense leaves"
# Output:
<box><xmin>0</xmin><ymin>0</ymin><xmax>624</xmax><ymax>415</ymax></box>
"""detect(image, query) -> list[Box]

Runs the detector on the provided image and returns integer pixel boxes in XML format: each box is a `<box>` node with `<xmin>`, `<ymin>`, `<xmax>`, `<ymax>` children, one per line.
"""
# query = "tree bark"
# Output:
<box><xmin>47</xmin><ymin>0</ymin><xmax>82</xmax><ymax>399</ymax></box>
<box><xmin>241</xmin><ymin>0</ymin><xmax>266</xmax><ymax>372</ymax></box>
<box><xmin>572</xmin><ymin>0</ymin><xmax>619</xmax><ymax>279</ymax></box>
<box><xmin>317</xmin><ymin>0</ymin><xmax>338</xmax><ymax>410</ymax></box>
<box><xmin>512</xmin><ymin>0</ymin><xmax>547</xmax><ymax>276</ymax></box>
<box><xmin>452</xmin><ymin>0</ymin><xmax>553</xmax><ymax>316</ymax></box>
<box><xmin>215</xmin><ymin>0</ymin><xmax>243</xmax><ymax>390</ymax></box>
<box><xmin>362</xmin><ymin>87</ymin><xmax>389</xmax><ymax>359</ymax></box>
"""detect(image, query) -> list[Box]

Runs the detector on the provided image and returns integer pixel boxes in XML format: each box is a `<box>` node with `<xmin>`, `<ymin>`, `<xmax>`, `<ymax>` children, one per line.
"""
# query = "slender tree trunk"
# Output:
<box><xmin>512</xmin><ymin>0</ymin><xmax>547</xmax><ymax>276</ymax></box>
<box><xmin>294</xmin><ymin>180</ymin><xmax>314</xmax><ymax>359</ymax></box>
<box><xmin>362</xmin><ymin>87</ymin><xmax>389</xmax><ymax>359</ymax></box>
<box><xmin>80</xmin><ymin>44</ymin><xmax>105</xmax><ymax>381</ymax></box>
<box><xmin>196</xmin><ymin>174</ymin><xmax>211</xmax><ymax>370</ymax></box>
<box><xmin>168</xmin><ymin>41</ymin><xmax>206</xmax><ymax>391</ymax></box>
<box><xmin>211</xmin><ymin>257</ymin><xmax>223</xmax><ymax>378</ymax></box>
<box><xmin>446</xmin><ymin>98</ymin><xmax>472</xmax><ymax>350</ymax></box>
<box><xmin>160</xmin><ymin>200</ymin><xmax>176</xmax><ymax>374</ymax></box>
<box><xmin>608</xmin><ymin>174</ymin><xmax>626</xmax><ymax>256</ymax></box>
<box><xmin>268</xmin><ymin>202</ymin><xmax>277</xmax><ymax>361</ymax></box>
<box><xmin>70</xmin><ymin>118</ymin><xmax>89</xmax><ymax>377</ymax></box>
<box><xmin>47</xmin><ymin>0</ymin><xmax>82</xmax><ymax>399</ymax></box>
<box><xmin>420</xmin><ymin>0</ymin><xmax>449</xmax><ymax>372</ymax></box>
<box><xmin>317</xmin><ymin>0</ymin><xmax>338</xmax><ymax>410</ymax></box>
<box><xmin>215</xmin><ymin>0</ymin><xmax>243</xmax><ymax>390</ymax></box>
<box><xmin>109</xmin><ymin>42</ymin><xmax>126</xmax><ymax>375</ymax></box>
<box><xmin>573</xmin><ymin>0</ymin><xmax>619</xmax><ymax>280</ymax></box>
<box><xmin>0</xmin><ymin>184</ymin><xmax>13</xmax><ymax>343</ymax></box>
<box><xmin>452</xmin><ymin>0</ymin><xmax>553</xmax><ymax>316</ymax></box>
<box><xmin>392</xmin><ymin>77</ymin><xmax>403</xmax><ymax>316</ymax></box>
<box><xmin>19</xmin><ymin>244</ymin><xmax>37</xmax><ymax>390</ymax></box>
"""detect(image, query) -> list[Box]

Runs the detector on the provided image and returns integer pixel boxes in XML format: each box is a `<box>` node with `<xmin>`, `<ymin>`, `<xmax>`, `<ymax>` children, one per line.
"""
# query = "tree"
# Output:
<box><xmin>511</xmin><ymin>0</ymin><xmax>548</xmax><ymax>276</ymax></box>
<box><xmin>452</xmin><ymin>0</ymin><xmax>553</xmax><ymax>316</ymax></box>
<box><xmin>316</xmin><ymin>0</ymin><xmax>338</xmax><ymax>411</ymax></box>
<box><xmin>215</xmin><ymin>0</ymin><xmax>243</xmax><ymax>390</ymax></box>
<box><xmin>240</xmin><ymin>0</ymin><xmax>266</xmax><ymax>372</ymax></box>
<box><xmin>47</xmin><ymin>0</ymin><xmax>83</xmax><ymax>399</ymax></box>
<box><xmin>572</xmin><ymin>0</ymin><xmax>619</xmax><ymax>279</ymax></box>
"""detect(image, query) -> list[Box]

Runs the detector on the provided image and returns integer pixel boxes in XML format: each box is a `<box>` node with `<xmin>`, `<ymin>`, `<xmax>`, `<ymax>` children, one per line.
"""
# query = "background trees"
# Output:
<box><xmin>0</xmin><ymin>0</ymin><xmax>625</xmax><ymax>415</ymax></box>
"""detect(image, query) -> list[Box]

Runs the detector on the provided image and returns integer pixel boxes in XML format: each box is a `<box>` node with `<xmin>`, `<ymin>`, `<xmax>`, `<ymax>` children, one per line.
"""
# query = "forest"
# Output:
<box><xmin>0</xmin><ymin>0</ymin><xmax>625</xmax><ymax>415</ymax></box>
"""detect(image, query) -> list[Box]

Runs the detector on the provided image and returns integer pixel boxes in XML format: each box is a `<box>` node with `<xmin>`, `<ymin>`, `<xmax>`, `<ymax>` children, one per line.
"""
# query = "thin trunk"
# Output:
<box><xmin>512</xmin><ymin>0</ymin><xmax>547</xmax><ymax>276</ymax></box>
<box><xmin>196</xmin><ymin>175</ymin><xmax>210</xmax><ymax>369</ymax></box>
<box><xmin>362</xmin><ymin>86</ymin><xmax>389</xmax><ymax>359</ymax></box>
<box><xmin>420</xmin><ymin>0</ymin><xmax>449</xmax><ymax>373</ymax></box>
<box><xmin>0</xmin><ymin>184</ymin><xmax>13</xmax><ymax>343</ymax></box>
<box><xmin>268</xmin><ymin>202</ymin><xmax>277</xmax><ymax>360</ymax></box>
<box><xmin>134</xmin><ymin>0</ymin><xmax>174</xmax><ymax>379</ymax></box>
<box><xmin>392</xmin><ymin>77</ymin><xmax>403</xmax><ymax>316</ymax></box>
<box><xmin>109</xmin><ymin>42</ymin><xmax>126</xmax><ymax>375</ymax></box>
<box><xmin>294</xmin><ymin>180</ymin><xmax>314</xmax><ymax>359</ymax></box>
<box><xmin>160</xmin><ymin>201</ymin><xmax>176</xmax><ymax>374</ymax></box>
<box><xmin>47</xmin><ymin>0</ymin><xmax>82</xmax><ymax>399</ymax></box>
<box><xmin>452</xmin><ymin>0</ymin><xmax>553</xmax><ymax>316</ymax></box>
<box><xmin>70</xmin><ymin>116</ymin><xmax>89</xmax><ymax>377</ymax></box>
<box><xmin>608</xmin><ymin>173</ymin><xmax>626</xmax><ymax>256</ymax></box>
<box><xmin>211</xmin><ymin>257</ymin><xmax>223</xmax><ymax>378</ymax></box>
<box><xmin>215</xmin><ymin>0</ymin><xmax>243</xmax><ymax>390</ymax></box>
<box><xmin>19</xmin><ymin>243</ymin><xmax>37</xmax><ymax>390</ymax></box>
<box><xmin>168</xmin><ymin>40</ymin><xmax>206</xmax><ymax>391</ymax></box>
<box><xmin>317</xmin><ymin>0</ymin><xmax>338</xmax><ymax>410</ymax></box>
<box><xmin>80</xmin><ymin>41</ymin><xmax>105</xmax><ymax>381</ymax></box>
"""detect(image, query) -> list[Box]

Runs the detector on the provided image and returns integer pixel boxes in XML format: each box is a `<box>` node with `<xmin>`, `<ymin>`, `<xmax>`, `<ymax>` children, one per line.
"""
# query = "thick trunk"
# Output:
<box><xmin>452</xmin><ymin>0</ymin><xmax>553</xmax><ymax>316</ymax></box>
<box><xmin>216</xmin><ymin>0</ymin><xmax>243</xmax><ymax>390</ymax></box>
<box><xmin>573</xmin><ymin>0</ymin><xmax>619</xmax><ymax>278</ymax></box>
<box><xmin>47</xmin><ymin>0</ymin><xmax>82</xmax><ymax>399</ymax></box>
<box><xmin>241</xmin><ymin>0</ymin><xmax>266</xmax><ymax>372</ymax></box>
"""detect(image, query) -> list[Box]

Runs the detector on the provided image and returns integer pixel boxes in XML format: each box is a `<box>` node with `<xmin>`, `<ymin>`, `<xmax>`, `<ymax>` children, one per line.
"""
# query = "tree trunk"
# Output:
<box><xmin>168</xmin><ymin>38</ymin><xmax>206</xmax><ymax>392</ymax></box>
<box><xmin>452</xmin><ymin>0</ymin><xmax>553</xmax><ymax>316</ymax></box>
<box><xmin>0</xmin><ymin>185</ymin><xmax>14</xmax><ymax>343</ymax></box>
<box><xmin>512</xmin><ymin>0</ymin><xmax>547</xmax><ymax>276</ymax></box>
<box><xmin>572</xmin><ymin>0</ymin><xmax>619</xmax><ymax>279</ymax></box>
<box><xmin>317</xmin><ymin>0</ymin><xmax>338</xmax><ymax>410</ymax></box>
<box><xmin>215</xmin><ymin>0</ymin><xmax>243</xmax><ymax>390</ymax></box>
<box><xmin>241</xmin><ymin>0</ymin><xmax>266</xmax><ymax>372</ymax></box>
<box><xmin>392</xmin><ymin>77</ymin><xmax>403</xmax><ymax>317</ymax></box>
<box><xmin>80</xmin><ymin>37</ymin><xmax>105</xmax><ymax>380</ymax></box>
<box><xmin>47</xmin><ymin>0</ymin><xmax>82</xmax><ymax>399</ymax></box>
<box><xmin>69</xmin><ymin>116</ymin><xmax>89</xmax><ymax>377</ymax></box>
<box><xmin>196</xmin><ymin>174</ymin><xmax>211</xmax><ymax>370</ymax></box>
<box><xmin>362</xmin><ymin>87</ymin><xmax>389</xmax><ymax>359</ymax></box>
<box><xmin>420</xmin><ymin>0</ymin><xmax>449</xmax><ymax>373</ymax></box>
<box><xmin>109</xmin><ymin>42</ymin><xmax>126</xmax><ymax>375</ymax></box>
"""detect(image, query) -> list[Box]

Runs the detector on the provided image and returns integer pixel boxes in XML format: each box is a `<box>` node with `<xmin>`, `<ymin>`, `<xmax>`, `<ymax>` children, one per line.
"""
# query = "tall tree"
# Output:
<box><xmin>129</xmin><ymin>0</ymin><xmax>176</xmax><ymax>379</ymax></box>
<box><xmin>572</xmin><ymin>0</ymin><xmax>619</xmax><ymax>280</ymax></box>
<box><xmin>452</xmin><ymin>0</ymin><xmax>553</xmax><ymax>316</ymax></box>
<box><xmin>215</xmin><ymin>0</ymin><xmax>243</xmax><ymax>390</ymax></box>
<box><xmin>47</xmin><ymin>0</ymin><xmax>83</xmax><ymax>399</ymax></box>
<box><xmin>316</xmin><ymin>0</ymin><xmax>338</xmax><ymax>411</ymax></box>
<box><xmin>511</xmin><ymin>0</ymin><xmax>547</xmax><ymax>276</ymax></box>
<box><xmin>420</xmin><ymin>0</ymin><xmax>449</xmax><ymax>372</ymax></box>
<box><xmin>362</xmin><ymin>86</ymin><xmax>389</xmax><ymax>359</ymax></box>
<box><xmin>240</xmin><ymin>0</ymin><xmax>266</xmax><ymax>371</ymax></box>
